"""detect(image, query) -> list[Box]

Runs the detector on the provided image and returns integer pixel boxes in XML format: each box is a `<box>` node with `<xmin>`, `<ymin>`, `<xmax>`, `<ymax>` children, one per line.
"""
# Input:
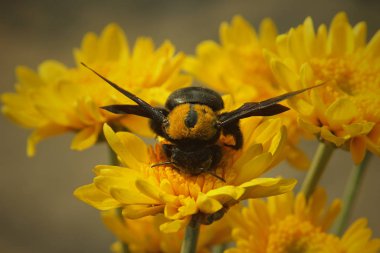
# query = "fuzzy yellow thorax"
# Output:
<box><xmin>166</xmin><ymin>104</ymin><xmax>218</xmax><ymax>140</ymax></box>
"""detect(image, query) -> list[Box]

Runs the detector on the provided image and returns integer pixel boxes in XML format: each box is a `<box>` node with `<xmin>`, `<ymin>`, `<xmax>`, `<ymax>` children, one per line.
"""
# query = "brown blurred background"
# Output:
<box><xmin>1</xmin><ymin>1</ymin><xmax>379</xmax><ymax>252</ymax></box>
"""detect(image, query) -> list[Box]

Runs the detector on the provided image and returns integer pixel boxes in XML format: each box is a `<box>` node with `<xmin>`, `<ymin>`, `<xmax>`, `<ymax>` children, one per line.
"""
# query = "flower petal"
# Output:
<box><xmin>233</xmin><ymin>152</ymin><xmax>273</xmax><ymax>184</ymax></box>
<box><xmin>27</xmin><ymin>124</ymin><xmax>68</xmax><ymax>156</ymax></box>
<box><xmin>240</xmin><ymin>178</ymin><xmax>297</xmax><ymax>200</ymax></box>
<box><xmin>270</xmin><ymin>59</ymin><xmax>299</xmax><ymax>91</ymax></box>
<box><xmin>103</xmin><ymin>124</ymin><xmax>147</xmax><ymax>168</ymax></box>
<box><xmin>123</xmin><ymin>205</ymin><xmax>164</xmax><ymax>219</ymax></box>
<box><xmin>74</xmin><ymin>184</ymin><xmax>121</xmax><ymax>210</ymax></box>
<box><xmin>71</xmin><ymin>125</ymin><xmax>101</xmax><ymax>151</ymax></box>
<box><xmin>320</xmin><ymin>126</ymin><xmax>346</xmax><ymax>146</ymax></box>
<box><xmin>110</xmin><ymin>187</ymin><xmax>159</xmax><ymax>205</ymax></box>
<box><xmin>196</xmin><ymin>192</ymin><xmax>223</xmax><ymax>214</ymax></box>
<box><xmin>206</xmin><ymin>185</ymin><xmax>245</xmax><ymax>204</ymax></box>
<box><xmin>160</xmin><ymin>218</ymin><xmax>189</xmax><ymax>233</ymax></box>
<box><xmin>325</xmin><ymin>98</ymin><xmax>358</xmax><ymax>130</ymax></box>
<box><xmin>350</xmin><ymin>136</ymin><xmax>367</xmax><ymax>164</ymax></box>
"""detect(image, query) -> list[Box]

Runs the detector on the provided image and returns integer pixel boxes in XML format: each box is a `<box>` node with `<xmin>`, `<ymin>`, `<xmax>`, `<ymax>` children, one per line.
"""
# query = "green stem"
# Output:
<box><xmin>300</xmin><ymin>141</ymin><xmax>335</xmax><ymax>199</ymax></box>
<box><xmin>180</xmin><ymin>216</ymin><xmax>201</xmax><ymax>253</ymax></box>
<box><xmin>108</xmin><ymin>146</ymin><xmax>130</xmax><ymax>253</ymax></box>
<box><xmin>332</xmin><ymin>152</ymin><xmax>372</xmax><ymax>236</ymax></box>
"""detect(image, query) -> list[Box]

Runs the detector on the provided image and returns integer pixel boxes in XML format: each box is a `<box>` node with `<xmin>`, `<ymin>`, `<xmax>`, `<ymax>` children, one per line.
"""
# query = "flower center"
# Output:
<box><xmin>145</xmin><ymin>143</ymin><xmax>237</xmax><ymax>198</ymax></box>
<box><xmin>267</xmin><ymin>216</ymin><xmax>345</xmax><ymax>253</ymax></box>
<box><xmin>309</xmin><ymin>57</ymin><xmax>380</xmax><ymax>121</ymax></box>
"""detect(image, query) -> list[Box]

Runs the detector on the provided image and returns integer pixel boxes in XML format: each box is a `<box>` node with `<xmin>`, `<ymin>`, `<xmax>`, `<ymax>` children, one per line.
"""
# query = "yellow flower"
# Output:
<box><xmin>74</xmin><ymin>118</ymin><xmax>296</xmax><ymax>233</ymax></box>
<box><xmin>185</xmin><ymin>15</ymin><xmax>278</xmax><ymax>103</ymax></box>
<box><xmin>102</xmin><ymin>211</ymin><xmax>230</xmax><ymax>253</ymax></box>
<box><xmin>185</xmin><ymin>15</ymin><xmax>311</xmax><ymax>169</ymax></box>
<box><xmin>267</xmin><ymin>12</ymin><xmax>380</xmax><ymax>164</ymax></box>
<box><xmin>226</xmin><ymin>189</ymin><xmax>380</xmax><ymax>253</ymax></box>
<box><xmin>1</xmin><ymin>23</ymin><xmax>190</xmax><ymax>156</ymax></box>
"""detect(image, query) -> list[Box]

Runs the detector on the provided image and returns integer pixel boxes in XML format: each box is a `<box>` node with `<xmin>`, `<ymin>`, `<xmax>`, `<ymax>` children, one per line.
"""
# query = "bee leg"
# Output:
<box><xmin>206</xmin><ymin>145</ymin><xmax>225</xmax><ymax>182</ymax></box>
<box><xmin>207</xmin><ymin>171</ymin><xmax>226</xmax><ymax>182</ymax></box>
<box><xmin>151</xmin><ymin>144</ymin><xmax>176</xmax><ymax>168</ymax></box>
<box><xmin>221</xmin><ymin>121</ymin><xmax>243</xmax><ymax>150</ymax></box>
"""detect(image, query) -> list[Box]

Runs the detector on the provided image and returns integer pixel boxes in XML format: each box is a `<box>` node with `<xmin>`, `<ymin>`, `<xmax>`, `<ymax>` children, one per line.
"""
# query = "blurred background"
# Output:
<box><xmin>1</xmin><ymin>0</ymin><xmax>379</xmax><ymax>252</ymax></box>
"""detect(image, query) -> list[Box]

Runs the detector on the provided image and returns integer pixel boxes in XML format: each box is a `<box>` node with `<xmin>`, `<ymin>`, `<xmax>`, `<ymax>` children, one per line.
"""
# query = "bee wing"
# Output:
<box><xmin>81</xmin><ymin>63</ymin><xmax>166</xmax><ymax>123</ymax></box>
<box><xmin>218</xmin><ymin>103</ymin><xmax>289</xmax><ymax>126</ymax></box>
<box><xmin>218</xmin><ymin>83</ymin><xmax>323</xmax><ymax>126</ymax></box>
<box><xmin>101</xmin><ymin>104</ymin><xmax>152</xmax><ymax>117</ymax></box>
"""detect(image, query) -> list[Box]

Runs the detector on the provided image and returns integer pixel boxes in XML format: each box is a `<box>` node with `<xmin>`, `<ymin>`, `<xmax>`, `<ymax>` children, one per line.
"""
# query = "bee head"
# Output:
<box><xmin>164</xmin><ymin>103</ymin><xmax>219</xmax><ymax>140</ymax></box>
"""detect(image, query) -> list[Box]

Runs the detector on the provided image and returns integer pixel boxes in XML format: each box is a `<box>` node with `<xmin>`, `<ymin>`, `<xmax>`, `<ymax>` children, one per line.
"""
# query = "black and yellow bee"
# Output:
<box><xmin>82</xmin><ymin>63</ymin><xmax>320</xmax><ymax>181</ymax></box>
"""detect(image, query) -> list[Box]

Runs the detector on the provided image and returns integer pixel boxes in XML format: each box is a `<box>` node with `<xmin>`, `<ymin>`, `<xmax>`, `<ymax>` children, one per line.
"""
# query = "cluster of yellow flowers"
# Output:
<box><xmin>2</xmin><ymin>12</ymin><xmax>380</xmax><ymax>253</ymax></box>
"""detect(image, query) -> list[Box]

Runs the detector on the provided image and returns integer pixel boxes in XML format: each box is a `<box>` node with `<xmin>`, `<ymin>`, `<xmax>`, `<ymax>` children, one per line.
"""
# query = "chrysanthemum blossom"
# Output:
<box><xmin>185</xmin><ymin>15</ymin><xmax>311</xmax><ymax>169</ymax></box>
<box><xmin>1</xmin><ymin>23</ymin><xmax>190</xmax><ymax>156</ymax></box>
<box><xmin>267</xmin><ymin>12</ymin><xmax>380</xmax><ymax>164</ymax></box>
<box><xmin>74</xmin><ymin>120</ymin><xmax>296</xmax><ymax>233</ymax></box>
<box><xmin>185</xmin><ymin>15</ymin><xmax>278</xmax><ymax>103</ymax></box>
<box><xmin>102</xmin><ymin>211</ymin><xmax>231</xmax><ymax>253</ymax></box>
<box><xmin>226</xmin><ymin>189</ymin><xmax>380</xmax><ymax>253</ymax></box>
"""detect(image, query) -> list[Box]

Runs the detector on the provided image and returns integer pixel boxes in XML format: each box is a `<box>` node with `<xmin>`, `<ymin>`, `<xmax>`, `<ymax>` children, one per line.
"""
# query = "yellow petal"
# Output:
<box><xmin>38</xmin><ymin>60</ymin><xmax>68</xmax><ymax>83</ymax></box>
<box><xmin>233</xmin><ymin>152</ymin><xmax>273</xmax><ymax>184</ymax></box>
<box><xmin>248</xmin><ymin>118</ymin><xmax>282</xmax><ymax>145</ymax></box>
<box><xmin>327</xmin><ymin>12</ymin><xmax>354</xmax><ymax>56</ymax></box>
<box><xmin>325</xmin><ymin>98</ymin><xmax>358</xmax><ymax>130</ymax></box>
<box><xmin>365</xmin><ymin>30</ymin><xmax>380</xmax><ymax>60</ymax></box>
<box><xmin>288</xmin><ymin>98</ymin><xmax>314</xmax><ymax>117</ymax></box>
<box><xmin>314</xmin><ymin>24</ymin><xmax>328</xmax><ymax>57</ymax></box>
<box><xmin>99</xmin><ymin>23</ymin><xmax>129</xmax><ymax>62</ymax></box>
<box><xmin>288</xmin><ymin>28</ymin><xmax>308</xmax><ymax>63</ymax></box>
<box><xmin>117</xmin><ymin>131</ymin><xmax>149</xmax><ymax>164</ymax></box>
<box><xmin>71</xmin><ymin>125</ymin><xmax>101</xmax><ymax>151</ymax></box>
<box><xmin>320</xmin><ymin>126</ymin><xmax>345</xmax><ymax>146</ymax></box>
<box><xmin>303</xmin><ymin>17</ymin><xmax>316</xmax><ymax>57</ymax></box>
<box><xmin>179</xmin><ymin>198</ymin><xmax>198</xmax><ymax>216</ymax></box>
<box><xmin>220</xmin><ymin>15</ymin><xmax>258</xmax><ymax>47</ymax></box>
<box><xmin>350</xmin><ymin>136</ymin><xmax>367</xmax><ymax>164</ymax></box>
<box><xmin>119</xmin><ymin>115</ymin><xmax>154</xmax><ymax>137</ymax></box>
<box><xmin>299</xmin><ymin>63</ymin><xmax>315</xmax><ymax>89</ymax></box>
<box><xmin>259</xmin><ymin>18</ymin><xmax>277</xmax><ymax>50</ymax></box>
<box><xmin>298</xmin><ymin>118</ymin><xmax>321</xmax><ymax>134</ymax></box>
<box><xmin>110</xmin><ymin>187</ymin><xmax>159</xmax><ymax>205</ymax></box>
<box><xmin>234</xmin><ymin>144</ymin><xmax>263</xmax><ymax>169</ymax></box>
<box><xmin>74</xmin><ymin>32</ymin><xmax>98</xmax><ymax>64</ymax></box>
<box><xmin>135</xmin><ymin>179</ymin><xmax>164</xmax><ymax>202</ymax></box>
<box><xmin>93</xmin><ymin>166</ymin><xmax>142</xmax><ymax>196</ymax></box>
<box><xmin>240</xmin><ymin>178</ymin><xmax>297</xmax><ymax>200</ymax></box>
<box><xmin>74</xmin><ymin>184</ymin><xmax>121</xmax><ymax>210</ymax></box>
<box><xmin>320</xmin><ymin>199</ymin><xmax>341</xmax><ymax>231</ymax></box>
<box><xmin>160</xmin><ymin>218</ymin><xmax>189</xmax><ymax>233</ymax></box>
<box><xmin>270</xmin><ymin>59</ymin><xmax>299</xmax><ymax>91</ymax></box>
<box><xmin>103</xmin><ymin>124</ymin><xmax>147</xmax><ymax>168</ymax></box>
<box><xmin>343</xmin><ymin>122</ymin><xmax>374</xmax><ymax>136</ymax></box>
<box><xmin>353</xmin><ymin>21</ymin><xmax>367</xmax><ymax>49</ymax></box>
<box><xmin>206</xmin><ymin>185</ymin><xmax>245</xmax><ymax>204</ymax></box>
<box><xmin>196</xmin><ymin>192</ymin><xmax>223</xmax><ymax>214</ymax></box>
<box><xmin>366</xmin><ymin>123</ymin><xmax>380</xmax><ymax>156</ymax></box>
<box><xmin>27</xmin><ymin>124</ymin><xmax>68</xmax><ymax>156</ymax></box>
<box><xmin>16</xmin><ymin>66</ymin><xmax>45</xmax><ymax>89</ymax></box>
<box><xmin>268</xmin><ymin>126</ymin><xmax>287</xmax><ymax>159</ymax></box>
<box><xmin>123</xmin><ymin>205</ymin><xmax>164</xmax><ymax>219</ymax></box>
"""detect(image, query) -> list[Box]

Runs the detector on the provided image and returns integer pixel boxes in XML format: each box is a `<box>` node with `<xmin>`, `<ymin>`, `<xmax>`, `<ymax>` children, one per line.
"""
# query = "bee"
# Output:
<box><xmin>82</xmin><ymin>63</ymin><xmax>320</xmax><ymax>181</ymax></box>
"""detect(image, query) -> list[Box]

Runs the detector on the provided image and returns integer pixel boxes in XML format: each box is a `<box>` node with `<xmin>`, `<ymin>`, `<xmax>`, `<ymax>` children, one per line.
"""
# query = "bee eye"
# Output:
<box><xmin>184</xmin><ymin>104</ymin><xmax>198</xmax><ymax>128</ymax></box>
